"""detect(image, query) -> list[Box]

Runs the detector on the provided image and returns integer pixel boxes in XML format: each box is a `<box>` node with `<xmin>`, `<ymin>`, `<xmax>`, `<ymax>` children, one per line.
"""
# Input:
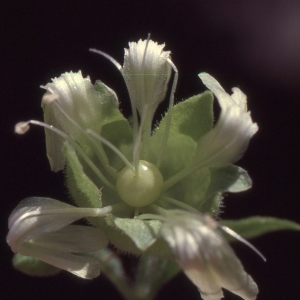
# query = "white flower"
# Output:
<box><xmin>41</xmin><ymin>71</ymin><xmax>117</xmax><ymax>172</ymax></box>
<box><xmin>195</xmin><ymin>73</ymin><xmax>258</xmax><ymax>168</ymax></box>
<box><xmin>7</xmin><ymin>197</ymin><xmax>111</xmax><ymax>279</ymax></box>
<box><xmin>122</xmin><ymin>39</ymin><xmax>172</xmax><ymax>120</ymax></box>
<box><xmin>161</xmin><ymin>211</ymin><xmax>258</xmax><ymax>300</ymax></box>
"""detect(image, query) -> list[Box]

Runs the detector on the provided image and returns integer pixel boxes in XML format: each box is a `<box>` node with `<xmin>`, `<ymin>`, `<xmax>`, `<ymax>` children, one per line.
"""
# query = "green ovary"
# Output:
<box><xmin>116</xmin><ymin>160</ymin><xmax>164</xmax><ymax>207</ymax></box>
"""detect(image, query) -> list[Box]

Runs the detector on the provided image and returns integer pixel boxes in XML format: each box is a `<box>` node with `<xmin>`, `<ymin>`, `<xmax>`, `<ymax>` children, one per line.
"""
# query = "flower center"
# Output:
<box><xmin>116</xmin><ymin>160</ymin><xmax>164</xmax><ymax>207</ymax></box>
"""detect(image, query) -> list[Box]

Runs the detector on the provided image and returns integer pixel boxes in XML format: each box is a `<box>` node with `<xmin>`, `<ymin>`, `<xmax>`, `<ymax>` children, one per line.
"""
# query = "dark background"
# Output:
<box><xmin>2</xmin><ymin>1</ymin><xmax>300</xmax><ymax>299</ymax></box>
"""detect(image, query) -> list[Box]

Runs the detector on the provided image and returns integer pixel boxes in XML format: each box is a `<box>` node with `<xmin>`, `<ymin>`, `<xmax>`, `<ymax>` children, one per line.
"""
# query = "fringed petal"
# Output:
<box><xmin>195</xmin><ymin>73</ymin><xmax>258</xmax><ymax>168</ymax></box>
<box><xmin>161</xmin><ymin>211</ymin><xmax>258</xmax><ymax>300</ymax></box>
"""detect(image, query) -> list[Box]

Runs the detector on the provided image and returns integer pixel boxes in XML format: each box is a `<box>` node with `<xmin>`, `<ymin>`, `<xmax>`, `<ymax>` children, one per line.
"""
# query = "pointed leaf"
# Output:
<box><xmin>221</xmin><ymin>217</ymin><xmax>300</xmax><ymax>242</ymax></box>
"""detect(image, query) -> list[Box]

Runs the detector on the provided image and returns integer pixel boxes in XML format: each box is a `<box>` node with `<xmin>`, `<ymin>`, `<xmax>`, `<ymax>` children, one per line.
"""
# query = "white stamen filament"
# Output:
<box><xmin>89</xmin><ymin>48</ymin><xmax>122</xmax><ymax>70</ymax></box>
<box><xmin>86</xmin><ymin>129</ymin><xmax>134</xmax><ymax>173</ymax></box>
<box><xmin>136</xmin><ymin>213</ymin><xmax>167</xmax><ymax>222</ymax></box>
<box><xmin>159</xmin><ymin>196</ymin><xmax>199</xmax><ymax>213</ymax></box>
<box><xmin>89</xmin><ymin>48</ymin><xmax>140</xmax><ymax>173</ymax></box>
<box><xmin>15</xmin><ymin>119</ymin><xmax>115</xmax><ymax>189</ymax></box>
<box><xmin>51</xmin><ymin>100</ymin><xmax>115</xmax><ymax>179</ymax></box>
<box><xmin>162</xmin><ymin>127</ymin><xmax>246</xmax><ymax>191</ymax></box>
<box><xmin>219</xmin><ymin>224</ymin><xmax>266</xmax><ymax>262</ymax></box>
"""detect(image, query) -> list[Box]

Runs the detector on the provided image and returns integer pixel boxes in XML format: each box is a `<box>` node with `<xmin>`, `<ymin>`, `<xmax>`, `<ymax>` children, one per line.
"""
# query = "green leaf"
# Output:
<box><xmin>12</xmin><ymin>254</ymin><xmax>60</xmax><ymax>277</ymax></box>
<box><xmin>148</xmin><ymin>92</ymin><xmax>213</xmax><ymax>180</ymax></box>
<box><xmin>64</xmin><ymin>143</ymin><xmax>102</xmax><ymax>209</ymax></box>
<box><xmin>221</xmin><ymin>217</ymin><xmax>300</xmax><ymax>242</ymax></box>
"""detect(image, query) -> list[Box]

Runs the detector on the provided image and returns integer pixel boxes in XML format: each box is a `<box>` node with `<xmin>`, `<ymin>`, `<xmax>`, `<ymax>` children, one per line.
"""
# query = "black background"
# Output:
<box><xmin>2</xmin><ymin>1</ymin><xmax>300</xmax><ymax>299</ymax></box>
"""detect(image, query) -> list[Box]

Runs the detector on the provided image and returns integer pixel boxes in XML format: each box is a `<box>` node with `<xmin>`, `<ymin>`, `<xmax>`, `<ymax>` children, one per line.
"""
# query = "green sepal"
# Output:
<box><xmin>104</xmin><ymin>214</ymin><xmax>173</xmax><ymax>256</ymax></box>
<box><xmin>64</xmin><ymin>142</ymin><xmax>102</xmax><ymax>209</ymax></box>
<box><xmin>149</xmin><ymin>91</ymin><xmax>213</xmax><ymax>179</ymax></box>
<box><xmin>134</xmin><ymin>256</ymin><xmax>180</xmax><ymax>299</ymax></box>
<box><xmin>197</xmin><ymin>165</ymin><xmax>252</xmax><ymax>214</ymax></box>
<box><xmin>208</xmin><ymin>165</ymin><xmax>252</xmax><ymax>194</ymax></box>
<box><xmin>221</xmin><ymin>217</ymin><xmax>300</xmax><ymax>242</ymax></box>
<box><xmin>101</xmin><ymin>120</ymin><xmax>133</xmax><ymax>171</ymax></box>
<box><xmin>94</xmin><ymin>80</ymin><xmax>133</xmax><ymax>170</ymax></box>
<box><xmin>89</xmin><ymin>248</ymin><xmax>126</xmax><ymax>285</ymax></box>
<box><xmin>106</xmin><ymin>215</ymin><xmax>161</xmax><ymax>252</ymax></box>
<box><xmin>90</xmin><ymin>249</ymin><xmax>180</xmax><ymax>300</ymax></box>
<box><xmin>12</xmin><ymin>254</ymin><xmax>60</xmax><ymax>277</ymax></box>
<box><xmin>158</xmin><ymin>91</ymin><xmax>214</xmax><ymax>143</ymax></box>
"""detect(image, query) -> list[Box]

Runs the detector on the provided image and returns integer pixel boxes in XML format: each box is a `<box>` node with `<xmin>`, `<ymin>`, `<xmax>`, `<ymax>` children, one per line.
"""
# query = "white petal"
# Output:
<box><xmin>123</xmin><ymin>39</ymin><xmax>171</xmax><ymax>116</ymax></box>
<box><xmin>35</xmin><ymin>225</ymin><xmax>108</xmax><ymax>253</ymax></box>
<box><xmin>196</xmin><ymin>73</ymin><xmax>258</xmax><ymax>167</ymax></box>
<box><xmin>208</xmin><ymin>245</ymin><xmax>258</xmax><ymax>300</ymax></box>
<box><xmin>161</xmin><ymin>211</ymin><xmax>258</xmax><ymax>300</ymax></box>
<box><xmin>20</xmin><ymin>242</ymin><xmax>100</xmax><ymax>279</ymax></box>
<box><xmin>7</xmin><ymin>197</ymin><xmax>108</xmax><ymax>253</ymax></box>
<box><xmin>42</xmin><ymin>95</ymin><xmax>66</xmax><ymax>171</ymax></box>
<box><xmin>41</xmin><ymin>71</ymin><xmax>110</xmax><ymax>171</ymax></box>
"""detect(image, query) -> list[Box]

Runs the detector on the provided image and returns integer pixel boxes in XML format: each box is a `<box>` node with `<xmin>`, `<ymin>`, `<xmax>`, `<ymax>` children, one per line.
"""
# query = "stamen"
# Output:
<box><xmin>15</xmin><ymin>122</ymin><xmax>30</xmax><ymax>134</ymax></box>
<box><xmin>89</xmin><ymin>47</ymin><xmax>139</xmax><ymax>171</ymax></box>
<box><xmin>219</xmin><ymin>224</ymin><xmax>266</xmax><ymax>261</ymax></box>
<box><xmin>51</xmin><ymin>101</ymin><xmax>115</xmax><ymax>178</ymax></box>
<box><xmin>42</xmin><ymin>92</ymin><xmax>58</xmax><ymax>104</ymax></box>
<box><xmin>162</xmin><ymin>166</ymin><xmax>195</xmax><ymax>192</ymax></box>
<box><xmin>136</xmin><ymin>213</ymin><xmax>167</xmax><ymax>222</ymax></box>
<box><xmin>141</xmin><ymin>203</ymin><xmax>168</xmax><ymax>217</ymax></box>
<box><xmin>89</xmin><ymin>48</ymin><xmax>122</xmax><ymax>70</ymax></box>
<box><xmin>86</xmin><ymin>129</ymin><xmax>134</xmax><ymax>173</ymax></box>
<box><xmin>132</xmin><ymin>104</ymin><xmax>150</xmax><ymax>173</ymax></box>
<box><xmin>14</xmin><ymin>119</ymin><xmax>115</xmax><ymax>189</ymax></box>
<box><xmin>140</xmin><ymin>34</ymin><xmax>151</xmax><ymax>112</ymax></box>
<box><xmin>134</xmin><ymin>208</ymin><xmax>140</xmax><ymax>217</ymax></box>
<box><xmin>15</xmin><ymin>120</ymin><xmax>68</xmax><ymax>139</ymax></box>
<box><xmin>163</xmin><ymin>140</ymin><xmax>239</xmax><ymax>191</ymax></box>
<box><xmin>159</xmin><ymin>196</ymin><xmax>199</xmax><ymax>213</ymax></box>
<box><xmin>156</xmin><ymin>59</ymin><xmax>178</xmax><ymax>168</ymax></box>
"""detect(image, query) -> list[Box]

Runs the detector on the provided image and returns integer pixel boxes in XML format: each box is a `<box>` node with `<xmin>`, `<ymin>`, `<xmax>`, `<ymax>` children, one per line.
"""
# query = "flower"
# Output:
<box><xmin>122</xmin><ymin>39</ymin><xmax>172</xmax><ymax>128</ymax></box>
<box><xmin>161</xmin><ymin>210</ymin><xmax>258</xmax><ymax>300</ymax></box>
<box><xmin>41</xmin><ymin>71</ymin><xmax>118</xmax><ymax>172</ymax></box>
<box><xmin>11</xmin><ymin>38</ymin><xmax>260</xmax><ymax>299</ymax></box>
<box><xmin>195</xmin><ymin>73</ymin><xmax>258</xmax><ymax>168</ymax></box>
<box><xmin>7</xmin><ymin>197</ymin><xmax>111</xmax><ymax>278</ymax></box>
